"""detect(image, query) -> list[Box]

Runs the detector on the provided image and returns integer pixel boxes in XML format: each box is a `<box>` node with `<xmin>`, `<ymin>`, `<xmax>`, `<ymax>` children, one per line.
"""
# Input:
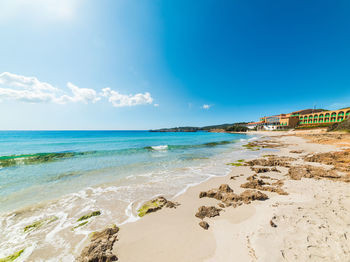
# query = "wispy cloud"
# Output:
<box><xmin>201</xmin><ymin>104</ymin><xmax>212</xmax><ymax>110</ymax></box>
<box><xmin>0</xmin><ymin>72</ymin><xmax>155</xmax><ymax>107</ymax></box>
<box><xmin>101</xmin><ymin>88</ymin><xmax>153</xmax><ymax>107</ymax></box>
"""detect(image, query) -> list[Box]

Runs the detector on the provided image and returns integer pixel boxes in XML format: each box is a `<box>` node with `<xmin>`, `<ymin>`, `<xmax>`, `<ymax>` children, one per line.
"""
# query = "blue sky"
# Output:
<box><xmin>0</xmin><ymin>0</ymin><xmax>349</xmax><ymax>130</ymax></box>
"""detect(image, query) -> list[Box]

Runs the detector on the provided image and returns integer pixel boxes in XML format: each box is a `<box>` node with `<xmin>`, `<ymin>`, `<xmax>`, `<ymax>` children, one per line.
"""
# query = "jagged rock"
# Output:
<box><xmin>199</xmin><ymin>221</ymin><xmax>210</xmax><ymax>230</ymax></box>
<box><xmin>241</xmin><ymin>179</ymin><xmax>288</xmax><ymax>196</ymax></box>
<box><xmin>77</xmin><ymin>225</ymin><xmax>119</xmax><ymax>262</ymax></box>
<box><xmin>240</xmin><ymin>190</ymin><xmax>268</xmax><ymax>202</ymax></box>
<box><xmin>195</xmin><ymin>206</ymin><xmax>221</xmax><ymax>219</ymax></box>
<box><xmin>199</xmin><ymin>189</ymin><xmax>223</xmax><ymax>200</ymax></box>
<box><xmin>218</xmin><ymin>184</ymin><xmax>233</xmax><ymax>193</ymax></box>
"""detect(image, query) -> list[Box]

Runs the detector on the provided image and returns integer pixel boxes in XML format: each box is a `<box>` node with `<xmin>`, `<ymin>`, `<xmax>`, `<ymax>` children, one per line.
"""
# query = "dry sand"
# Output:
<box><xmin>80</xmin><ymin>131</ymin><xmax>350</xmax><ymax>262</ymax></box>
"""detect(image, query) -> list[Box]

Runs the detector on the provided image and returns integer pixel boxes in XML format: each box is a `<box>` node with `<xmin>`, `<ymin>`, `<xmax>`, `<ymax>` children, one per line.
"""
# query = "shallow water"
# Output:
<box><xmin>0</xmin><ymin>131</ymin><xmax>262</xmax><ymax>261</ymax></box>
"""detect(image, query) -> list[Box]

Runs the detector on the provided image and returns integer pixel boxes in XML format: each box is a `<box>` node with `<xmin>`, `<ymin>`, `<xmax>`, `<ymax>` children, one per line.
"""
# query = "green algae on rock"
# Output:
<box><xmin>0</xmin><ymin>249</ymin><xmax>24</xmax><ymax>262</ymax></box>
<box><xmin>77</xmin><ymin>211</ymin><xmax>101</xmax><ymax>222</ymax></box>
<box><xmin>227</xmin><ymin>159</ymin><xmax>246</xmax><ymax>166</ymax></box>
<box><xmin>24</xmin><ymin>216</ymin><xmax>58</xmax><ymax>232</ymax></box>
<box><xmin>137</xmin><ymin>196</ymin><xmax>179</xmax><ymax>217</ymax></box>
<box><xmin>72</xmin><ymin>221</ymin><xmax>89</xmax><ymax>231</ymax></box>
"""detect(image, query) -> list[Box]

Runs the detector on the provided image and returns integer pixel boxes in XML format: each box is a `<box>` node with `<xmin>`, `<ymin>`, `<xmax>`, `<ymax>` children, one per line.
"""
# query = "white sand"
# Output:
<box><xmin>112</xmin><ymin>132</ymin><xmax>350</xmax><ymax>262</ymax></box>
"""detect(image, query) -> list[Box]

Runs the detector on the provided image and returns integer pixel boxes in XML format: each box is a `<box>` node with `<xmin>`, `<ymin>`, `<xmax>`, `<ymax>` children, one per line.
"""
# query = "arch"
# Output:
<box><xmin>314</xmin><ymin>114</ymin><xmax>318</xmax><ymax>118</ymax></box>
<box><xmin>331</xmin><ymin>112</ymin><xmax>337</xmax><ymax>117</ymax></box>
<box><xmin>319</xmin><ymin>114</ymin><xmax>324</xmax><ymax>118</ymax></box>
<box><xmin>346</xmin><ymin>110</ymin><xmax>350</xmax><ymax>118</ymax></box>
<box><xmin>309</xmin><ymin>115</ymin><xmax>313</xmax><ymax>119</ymax></box>
<box><xmin>338</xmin><ymin>111</ymin><xmax>344</xmax><ymax>116</ymax></box>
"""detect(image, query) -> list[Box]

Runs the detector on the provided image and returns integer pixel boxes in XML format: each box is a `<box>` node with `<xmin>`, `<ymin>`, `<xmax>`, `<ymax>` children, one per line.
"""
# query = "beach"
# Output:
<box><xmin>79</xmin><ymin>130</ymin><xmax>350</xmax><ymax>262</ymax></box>
<box><xmin>1</xmin><ymin>130</ymin><xmax>350</xmax><ymax>261</ymax></box>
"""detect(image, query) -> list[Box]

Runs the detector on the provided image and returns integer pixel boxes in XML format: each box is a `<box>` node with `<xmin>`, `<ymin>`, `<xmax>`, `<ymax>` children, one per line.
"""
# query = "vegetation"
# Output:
<box><xmin>77</xmin><ymin>211</ymin><xmax>101</xmax><ymax>222</ymax></box>
<box><xmin>149</xmin><ymin>122</ymin><xmax>249</xmax><ymax>132</ymax></box>
<box><xmin>327</xmin><ymin>118</ymin><xmax>350</xmax><ymax>132</ymax></box>
<box><xmin>24</xmin><ymin>216</ymin><xmax>58</xmax><ymax>232</ymax></box>
<box><xmin>225</xmin><ymin>125</ymin><xmax>248</xmax><ymax>132</ymax></box>
<box><xmin>295</xmin><ymin>123</ymin><xmax>332</xmax><ymax>130</ymax></box>
<box><xmin>0</xmin><ymin>249</ymin><xmax>24</xmax><ymax>262</ymax></box>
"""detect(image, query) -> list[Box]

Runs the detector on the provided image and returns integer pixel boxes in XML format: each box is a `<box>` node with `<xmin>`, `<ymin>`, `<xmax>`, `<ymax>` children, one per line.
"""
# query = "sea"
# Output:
<box><xmin>0</xmin><ymin>130</ymin><xmax>262</xmax><ymax>261</ymax></box>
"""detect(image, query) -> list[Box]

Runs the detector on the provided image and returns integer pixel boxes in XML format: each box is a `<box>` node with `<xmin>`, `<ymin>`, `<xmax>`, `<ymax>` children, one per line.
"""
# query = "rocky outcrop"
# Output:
<box><xmin>77</xmin><ymin>225</ymin><xmax>119</xmax><ymax>262</ymax></box>
<box><xmin>304</xmin><ymin>149</ymin><xmax>350</xmax><ymax>175</ymax></box>
<box><xmin>199</xmin><ymin>184</ymin><xmax>269</xmax><ymax>207</ymax></box>
<box><xmin>137</xmin><ymin>197</ymin><xmax>179</xmax><ymax>217</ymax></box>
<box><xmin>195</xmin><ymin>206</ymin><xmax>222</xmax><ymax>219</ymax></box>
<box><xmin>240</xmin><ymin>175</ymin><xmax>288</xmax><ymax>195</ymax></box>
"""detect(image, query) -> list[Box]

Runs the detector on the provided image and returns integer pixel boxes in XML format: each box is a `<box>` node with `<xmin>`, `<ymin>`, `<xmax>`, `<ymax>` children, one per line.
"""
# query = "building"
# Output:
<box><xmin>259</xmin><ymin>114</ymin><xmax>299</xmax><ymax>130</ymax></box>
<box><xmin>298</xmin><ymin>107</ymin><xmax>350</xmax><ymax>125</ymax></box>
<box><xmin>256</xmin><ymin>107</ymin><xmax>350</xmax><ymax>130</ymax></box>
<box><xmin>245</xmin><ymin>121</ymin><xmax>263</xmax><ymax>130</ymax></box>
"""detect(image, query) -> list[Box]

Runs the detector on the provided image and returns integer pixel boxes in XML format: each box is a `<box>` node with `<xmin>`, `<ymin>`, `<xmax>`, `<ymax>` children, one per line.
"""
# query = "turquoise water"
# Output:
<box><xmin>0</xmin><ymin>130</ymin><xmax>249</xmax><ymax>213</ymax></box>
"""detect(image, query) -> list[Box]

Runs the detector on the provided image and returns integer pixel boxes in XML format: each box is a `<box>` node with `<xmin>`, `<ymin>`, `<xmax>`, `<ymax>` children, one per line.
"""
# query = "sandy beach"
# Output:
<box><xmin>77</xmin><ymin>129</ymin><xmax>350</xmax><ymax>262</ymax></box>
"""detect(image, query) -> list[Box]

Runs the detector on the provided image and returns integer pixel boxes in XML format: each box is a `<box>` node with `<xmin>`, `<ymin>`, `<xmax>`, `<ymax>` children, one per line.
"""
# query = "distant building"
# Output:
<box><xmin>256</xmin><ymin>107</ymin><xmax>350</xmax><ymax>130</ymax></box>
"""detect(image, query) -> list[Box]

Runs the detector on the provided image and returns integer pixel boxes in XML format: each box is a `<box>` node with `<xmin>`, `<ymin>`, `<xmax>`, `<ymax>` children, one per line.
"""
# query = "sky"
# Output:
<box><xmin>0</xmin><ymin>0</ymin><xmax>350</xmax><ymax>130</ymax></box>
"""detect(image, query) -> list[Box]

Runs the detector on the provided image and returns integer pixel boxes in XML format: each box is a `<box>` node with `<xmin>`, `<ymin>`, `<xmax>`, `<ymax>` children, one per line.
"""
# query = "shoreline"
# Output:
<box><xmin>0</xmin><ymin>133</ymin><xmax>261</xmax><ymax>261</ymax></box>
<box><xmin>79</xmin><ymin>130</ymin><xmax>350</xmax><ymax>262</ymax></box>
<box><xmin>2</xmin><ymin>130</ymin><xmax>350</xmax><ymax>261</ymax></box>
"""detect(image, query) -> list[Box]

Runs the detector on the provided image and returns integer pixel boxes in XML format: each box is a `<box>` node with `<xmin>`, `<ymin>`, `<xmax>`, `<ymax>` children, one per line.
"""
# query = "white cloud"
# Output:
<box><xmin>154</xmin><ymin>104</ymin><xmax>159</xmax><ymax>107</ymax></box>
<box><xmin>101</xmin><ymin>87</ymin><xmax>153</xmax><ymax>107</ymax></box>
<box><xmin>0</xmin><ymin>72</ymin><xmax>98</xmax><ymax>104</ymax></box>
<box><xmin>0</xmin><ymin>72</ymin><xmax>155</xmax><ymax>108</ymax></box>
<box><xmin>201</xmin><ymin>104</ymin><xmax>211</xmax><ymax>109</ymax></box>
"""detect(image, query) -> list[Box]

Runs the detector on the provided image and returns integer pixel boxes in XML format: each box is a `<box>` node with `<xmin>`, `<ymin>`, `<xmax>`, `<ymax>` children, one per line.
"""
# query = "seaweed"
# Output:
<box><xmin>24</xmin><ymin>216</ymin><xmax>58</xmax><ymax>232</ymax></box>
<box><xmin>0</xmin><ymin>249</ymin><xmax>24</xmax><ymax>262</ymax></box>
<box><xmin>72</xmin><ymin>221</ymin><xmax>88</xmax><ymax>231</ymax></box>
<box><xmin>227</xmin><ymin>159</ymin><xmax>246</xmax><ymax>166</ymax></box>
<box><xmin>77</xmin><ymin>211</ymin><xmax>101</xmax><ymax>222</ymax></box>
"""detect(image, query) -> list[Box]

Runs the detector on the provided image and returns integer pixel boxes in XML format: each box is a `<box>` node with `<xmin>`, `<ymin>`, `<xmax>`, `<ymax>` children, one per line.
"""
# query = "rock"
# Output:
<box><xmin>199</xmin><ymin>221</ymin><xmax>210</xmax><ymax>230</ymax></box>
<box><xmin>77</xmin><ymin>225</ymin><xmax>119</xmax><ymax>262</ymax></box>
<box><xmin>270</xmin><ymin>220</ymin><xmax>277</xmax><ymax>227</ymax></box>
<box><xmin>138</xmin><ymin>196</ymin><xmax>179</xmax><ymax>217</ymax></box>
<box><xmin>246</xmin><ymin>156</ymin><xmax>295</xmax><ymax>167</ymax></box>
<box><xmin>250</xmin><ymin>167</ymin><xmax>270</xmax><ymax>173</ymax></box>
<box><xmin>218</xmin><ymin>184</ymin><xmax>233</xmax><ymax>193</ymax></box>
<box><xmin>195</xmin><ymin>206</ymin><xmax>221</xmax><ymax>219</ymax></box>
<box><xmin>240</xmin><ymin>190</ymin><xmax>268</xmax><ymax>201</ymax></box>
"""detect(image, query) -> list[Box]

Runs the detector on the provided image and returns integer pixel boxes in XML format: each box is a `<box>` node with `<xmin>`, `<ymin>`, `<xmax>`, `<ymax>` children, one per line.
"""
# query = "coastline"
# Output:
<box><xmin>0</xmin><ymin>133</ymin><xmax>260</xmax><ymax>261</ymax></box>
<box><xmin>2</xmin><ymin>130</ymin><xmax>350</xmax><ymax>261</ymax></box>
<box><xmin>79</xmin><ymin>130</ymin><xmax>350</xmax><ymax>262</ymax></box>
